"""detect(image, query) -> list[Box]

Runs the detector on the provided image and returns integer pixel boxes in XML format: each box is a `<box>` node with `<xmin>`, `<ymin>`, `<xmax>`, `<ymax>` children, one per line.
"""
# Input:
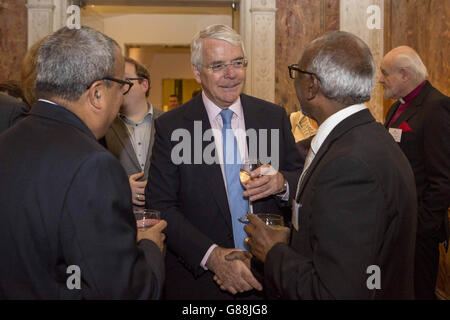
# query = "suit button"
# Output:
<box><xmin>227</xmin><ymin>233</ymin><xmax>233</xmax><ymax>239</ymax></box>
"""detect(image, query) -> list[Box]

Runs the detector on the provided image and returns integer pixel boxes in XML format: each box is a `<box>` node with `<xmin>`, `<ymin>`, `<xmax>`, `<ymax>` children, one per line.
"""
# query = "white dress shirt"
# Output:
<box><xmin>200</xmin><ymin>92</ymin><xmax>248</xmax><ymax>269</ymax></box>
<box><xmin>294</xmin><ymin>103</ymin><xmax>367</xmax><ymax>199</ymax></box>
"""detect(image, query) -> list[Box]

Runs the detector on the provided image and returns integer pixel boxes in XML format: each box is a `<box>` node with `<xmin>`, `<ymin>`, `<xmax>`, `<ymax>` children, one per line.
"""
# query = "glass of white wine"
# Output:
<box><xmin>238</xmin><ymin>159</ymin><xmax>261</xmax><ymax>223</ymax></box>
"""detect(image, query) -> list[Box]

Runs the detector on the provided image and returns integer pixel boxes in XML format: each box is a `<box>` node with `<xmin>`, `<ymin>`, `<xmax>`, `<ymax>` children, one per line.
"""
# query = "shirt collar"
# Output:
<box><xmin>311</xmin><ymin>103</ymin><xmax>367</xmax><ymax>154</ymax></box>
<box><xmin>38</xmin><ymin>98</ymin><xmax>59</xmax><ymax>106</ymax></box>
<box><xmin>400</xmin><ymin>80</ymin><xmax>427</xmax><ymax>104</ymax></box>
<box><xmin>202</xmin><ymin>91</ymin><xmax>243</xmax><ymax>121</ymax></box>
<box><xmin>119</xmin><ymin>102</ymin><xmax>153</xmax><ymax>125</ymax></box>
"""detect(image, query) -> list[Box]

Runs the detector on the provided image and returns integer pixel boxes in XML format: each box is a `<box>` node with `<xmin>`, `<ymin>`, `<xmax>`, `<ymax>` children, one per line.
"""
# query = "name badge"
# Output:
<box><xmin>389</xmin><ymin>128</ymin><xmax>402</xmax><ymax>143</ymax></box>
<box><xmin>292</xmin><ymin>200</ymin><xmax>301</xmax><ymax>231</ymax></box>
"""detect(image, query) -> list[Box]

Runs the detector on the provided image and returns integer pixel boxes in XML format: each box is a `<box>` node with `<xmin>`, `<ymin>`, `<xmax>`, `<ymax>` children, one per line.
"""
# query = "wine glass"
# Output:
<box><xmin>238</xmin><ymin>158</ymin><xmax>261</xmax><ymax>223</ymax></box>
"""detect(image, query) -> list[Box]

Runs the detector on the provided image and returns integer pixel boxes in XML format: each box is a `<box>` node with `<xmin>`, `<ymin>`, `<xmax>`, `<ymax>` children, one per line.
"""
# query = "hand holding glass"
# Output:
<box><xmin>134</xmin><ymin>209</ymin><xmax>161</xmax><ymax>230</ymax></box>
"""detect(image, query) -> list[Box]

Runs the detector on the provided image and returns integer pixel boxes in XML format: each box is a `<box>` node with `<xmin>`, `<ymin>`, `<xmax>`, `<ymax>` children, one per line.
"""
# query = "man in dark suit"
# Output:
<box><xmin>244</xmin><ymin>31</ymin><xmax>417</xmax><ymax>299</ymax></box>
<box><xmin>380</xmin><ymin>46</ymin><xmax>450</xmax><ymax>300</ymax></box>
<box><xmin>146</xmin><ymin>24</ymin><xmax>303</xmax><ymax>299</ymax></box>
<box><xmin>0</xmin><ymin>26</ymin><xmax>166</xmax><ymax>299</ymax></box>
<box><xmin>104</xmin><ymin>57</ymin><xmax>163</xmax><ymax>208</ymax></box>
<box><xmin>0</xmin><ymin>93</ymin><xmax>28</xmax><ymax>134</ymax></box>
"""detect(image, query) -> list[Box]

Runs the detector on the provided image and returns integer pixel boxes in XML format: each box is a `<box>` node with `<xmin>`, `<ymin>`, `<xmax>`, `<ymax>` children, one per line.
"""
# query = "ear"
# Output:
<box><xmin>306</xmin><ymin>74</ymin><xmax>320</xmax><ymax>100</ymax></box>
<box><xmin>87</xmin><ymin>81</ymin><xmax>103</xmax><ymax>112</ymax></box>
<box><xmin>141</xmin><ymin>78</ymin><xmax>149</xmax><ymax>94</ymax></box>
<box><xmin>191</xmin><ymin>64</ymin><xmax>202</xmax><ymax>84</ymax></box>
<box><xmin>399</xmin><ymin>67</ymin><xmax>409</xmax><ymax>81</ymax></box>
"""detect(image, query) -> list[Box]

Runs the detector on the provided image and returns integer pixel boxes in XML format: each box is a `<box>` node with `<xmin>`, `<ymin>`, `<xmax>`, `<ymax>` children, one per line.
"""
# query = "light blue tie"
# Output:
<box><xmin>220</xmin><ymin>109</ymin><xmax>248</xmax><ymax>250</ymax></box>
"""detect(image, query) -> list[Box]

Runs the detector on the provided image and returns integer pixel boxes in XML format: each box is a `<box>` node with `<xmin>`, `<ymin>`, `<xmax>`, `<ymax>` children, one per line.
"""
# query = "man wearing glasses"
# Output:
<box><xmin>243</xmin><ymin>31</ymin><xmax>417</xmax><ymax>299</ymax></box>
<box><xmin>0</xmin><ymin>26</ymin><xmax>166</xmax><ymax>299</ymax></box>
<box><xmin>146</xmin><ymin>24</ymin><xmax>303</xmax><ymax>299</ymax></box>
<box><xmin>104</xmin><ymin>57</ymin><xmax>163</xmax><ymax>208</ymax></box>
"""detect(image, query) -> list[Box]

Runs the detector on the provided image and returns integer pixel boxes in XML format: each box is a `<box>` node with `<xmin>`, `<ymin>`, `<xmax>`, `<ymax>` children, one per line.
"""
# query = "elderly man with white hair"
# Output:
<box><xmin>243</xmin><ymin>31</ymin><xmax>418</xmax><ymax>299</ymax></box>
<box><xmin>381</xmin><ymin>46</ymin><xmax>450</xmax><ymax>300</ymax></box>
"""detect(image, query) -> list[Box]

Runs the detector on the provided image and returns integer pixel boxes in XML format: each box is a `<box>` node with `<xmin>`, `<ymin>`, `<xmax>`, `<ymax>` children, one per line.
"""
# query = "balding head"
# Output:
<box><xmin>380</xmin><ymin>46</ymin><xmax>428</xmax><ymax>99</ymax></box>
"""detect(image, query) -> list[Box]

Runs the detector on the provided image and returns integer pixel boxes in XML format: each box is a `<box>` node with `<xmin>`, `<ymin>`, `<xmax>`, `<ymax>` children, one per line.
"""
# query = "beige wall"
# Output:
<box><xmin>82</xmin><ymin>11</ymin><xmax>232</xmax><ymax>110</ymax></box>
<box><xmin>83</xmin><ymin>13</ymin><xmax>232</xmax><ymax>53</ymax></box>
<box><xmin>129</xmin><ymin>47</ymin><xmax>194</xmax><ymax>110</ymax></box>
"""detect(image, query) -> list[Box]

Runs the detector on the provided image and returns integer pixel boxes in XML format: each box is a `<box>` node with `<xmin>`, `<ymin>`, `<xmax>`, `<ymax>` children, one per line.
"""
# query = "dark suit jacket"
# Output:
<box><xmin>104</xmin><ymin>106</ymin><xmax>163</xmax><ymax>180</ymax></box>
<box><xmin>0</xmin><ymin>101</ymin><xmax>164</xmax><ymax>299</ymax></box>
<box><xmin>384</xmin><ymin>81</ymin><xmax>450</xmax><ymax>242</ymax></box>
<box><xmin>146</xmin><ymin>93</ymin><xmax>303</xmax><ymax>299</ymax></box>
<box><xmin>0</xmin><ymin>94</ymin><xmax>28</xmax><ymax>134</ymax></box>
<box><xmin>264</xmin><ymin>109</ymin><xmax>417</xmax><ymax>299</ymax></box>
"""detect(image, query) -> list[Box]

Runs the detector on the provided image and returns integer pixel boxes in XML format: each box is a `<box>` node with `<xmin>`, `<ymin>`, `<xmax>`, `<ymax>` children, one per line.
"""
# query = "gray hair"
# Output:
<box><xmin>302</xmin><ymin>31</ymin><xmax>375</xmax><ymax>105</ymax></box>
<box><xmin>191</xmin><ymin>24</ymin><xmax>245</xmax><ymax>70</ymax></box>
<box><xmin>35</xmin><ymin>26</ymin><xmax>120</xmax><ymax>101</ymax></box>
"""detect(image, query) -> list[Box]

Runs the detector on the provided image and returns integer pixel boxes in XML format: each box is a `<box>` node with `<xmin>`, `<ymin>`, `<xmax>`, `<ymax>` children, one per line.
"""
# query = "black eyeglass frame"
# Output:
<box><xmin>87</xmin><ymin>77</ymin><xmax>134</xmax><ymax>95</ymax></box>
<box><xmin>126</xmin><ymin>77</ymin><xmax>145</xmax><ymax>82</ymax></box>
<box><xmin>288</xmin><ymin>64</ymin><xmax>319</xmax><ymax>81</ymax></box>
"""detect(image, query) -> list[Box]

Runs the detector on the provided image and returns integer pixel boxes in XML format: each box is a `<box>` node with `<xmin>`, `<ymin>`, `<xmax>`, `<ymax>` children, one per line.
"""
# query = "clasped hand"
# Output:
<box><xmin>207</xmin><ymin>247</ymin><xmax>262</xmax><ymax>295</ymax></box>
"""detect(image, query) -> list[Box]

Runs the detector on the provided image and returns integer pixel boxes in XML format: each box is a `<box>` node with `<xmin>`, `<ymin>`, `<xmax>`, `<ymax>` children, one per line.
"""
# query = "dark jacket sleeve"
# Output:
<box><xmin>61</xmin><ymin>152</ymin><xmax>164</xmax><ymax>299</ymax></box>
<box><xmin>264</xmin><ymin>157</ymin><xmax>384</xmax><ymax>299</ymax></box>
<box><xmin>146</xmin><ymin>118</ymin><xmax>214</xmax><ymax>276</ymax></box>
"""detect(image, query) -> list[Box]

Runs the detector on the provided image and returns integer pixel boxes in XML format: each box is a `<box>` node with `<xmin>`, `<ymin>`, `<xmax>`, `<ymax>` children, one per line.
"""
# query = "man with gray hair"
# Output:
<box><xmin>244</xmin><ymin>31</ymin><xmax>417</xmax><ymax>299</ymax></box>
<box><xmin>0</xmin><ymin>26</ymin><xmax>166</xmax><ymax>299</ymax></box>
<box><xmin>381</xmin><ymin>46</ymin><xmax>450</xmax><ymax>300</ymax></box>
<box><xmin>146</xmin><ymin>24</ymin><xmax>303</xmax><ymax>299</ymax></box>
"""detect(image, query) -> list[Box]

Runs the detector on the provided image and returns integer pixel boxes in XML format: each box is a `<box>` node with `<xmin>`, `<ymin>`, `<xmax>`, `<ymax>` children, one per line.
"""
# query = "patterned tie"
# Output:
<box><xmin>220</xmin><ymin>109</ymin><xmax>248</xmax><ymax>250</ymax></box>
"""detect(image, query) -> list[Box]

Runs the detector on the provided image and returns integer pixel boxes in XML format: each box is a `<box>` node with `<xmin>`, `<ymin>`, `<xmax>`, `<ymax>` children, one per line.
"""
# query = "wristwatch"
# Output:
<box><xmin>278</xmin><ymin>180</ymin><xmax>288</xmax><ymax>194</ymax></box>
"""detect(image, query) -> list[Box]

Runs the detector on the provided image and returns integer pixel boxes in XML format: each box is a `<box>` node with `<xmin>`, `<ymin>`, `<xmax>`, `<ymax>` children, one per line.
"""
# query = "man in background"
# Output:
<box><xmin>168</xmin><ymin>94</ymin><xmax>180</xmax><ymax>110</ymax></box>
<box><xmin>0</xmin><ymin>26</ymin><xmax>166</xmax><ymax>299</ymax></box>
<box><xmin>381</xmin><ymin>46</ymin><xmax>450</xmax><ymax>300</ymax></box>
<box><xmin>105</xmin><ymin>57</ymin><xmax>163</xmax><ymax>208</ymax></box>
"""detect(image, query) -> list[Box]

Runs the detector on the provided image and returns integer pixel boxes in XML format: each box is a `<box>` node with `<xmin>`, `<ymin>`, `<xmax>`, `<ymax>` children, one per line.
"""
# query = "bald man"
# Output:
<box><xmin>380</xmin><ymin>46</ymin><xmax>450</xmax><ymax>300</ymax></box>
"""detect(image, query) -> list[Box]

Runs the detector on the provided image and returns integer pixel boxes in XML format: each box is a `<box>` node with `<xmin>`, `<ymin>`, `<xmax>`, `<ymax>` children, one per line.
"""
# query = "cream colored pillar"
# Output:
<box><xmin>27</xmin><ymin>0</ymin><xmax>71</xmax><ymax>48</ymax></box>
<box><xmin>340</xmin><ymin>0</ymin><xmax>385</xmax><ymax>122</ymax></box>
<box><xmin>240</xmin><ymin>0</ymin><xmax>277</xmax><ymax>103</ymax></box>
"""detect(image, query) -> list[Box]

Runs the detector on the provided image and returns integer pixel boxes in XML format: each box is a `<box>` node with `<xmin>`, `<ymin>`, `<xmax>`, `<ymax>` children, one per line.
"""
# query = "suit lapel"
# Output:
<box><xmin>183</xmin><ymin>96</ymin><xmax>233</xmax><ymax>230</ymax></box>
<box><xmin>296</xmin><ymin>109</ymin><xmax>374</xmax><ymax>201</ymax></box>
<box><xmin>144</xmin><ymin>109</ymin><xmax>161</xmax><ymax>175</ymax></box>
<box><xmin>110</xmin><ymin>117</ymin><xmax>141</xmax><ymax>169</ymax></box>
<box><xmin>390</xmin><ymin>99</ymin><xmax>420</xmax><ymax>128</ymax></box>
<box><xmin>384</xmin><ymin>101</ymin><xmax>400</xmax><ymax>128</ymax></box>
<box><xmin>386</xmin><ymin>81</ymin><xmax>431</xmax><ymax>128</ymax></box>
<box><xmin>241</xmin><ymin>94</ymin><xmax>264</xmax><ymax>162</ymax></box>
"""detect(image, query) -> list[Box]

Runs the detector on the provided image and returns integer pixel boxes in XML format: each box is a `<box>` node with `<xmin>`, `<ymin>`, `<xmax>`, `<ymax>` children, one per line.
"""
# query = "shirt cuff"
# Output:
<box><xmin>277</xmin><ymin>181</ymin><xmax>290</xmax><ymax>201</ymax></box>
<box><xmin>200</xmin><ymin>244</ymin><xmax>218</xmax><ymax>270</ymax></box>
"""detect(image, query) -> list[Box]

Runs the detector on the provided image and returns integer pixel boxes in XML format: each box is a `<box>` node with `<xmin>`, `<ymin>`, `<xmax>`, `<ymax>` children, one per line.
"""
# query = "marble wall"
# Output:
<box><xmin>0</xmin><ymin>0</ymin><xmax>27</xmax><ymax>83</ymax></box>
<box><xmin>275</xmin><ymin>0</ymin><xmax>339</xmax><ymax>115</ymax></box>
<box><xmin>388</xmin><ymin>0</ymin><xmax>449</xmax><ymax>101</ymax></box>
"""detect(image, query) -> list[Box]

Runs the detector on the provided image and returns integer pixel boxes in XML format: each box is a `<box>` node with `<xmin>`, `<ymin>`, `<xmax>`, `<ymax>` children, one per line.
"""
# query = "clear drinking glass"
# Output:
<box><xmin>134</xmin><ymin>208</ymin><xmax>161</xmax><ymax>230</ymax></box>
<box><xmin>238</xmin><ymin>159</ymin><xmax>261</xmax><ymax>223</ymax></box>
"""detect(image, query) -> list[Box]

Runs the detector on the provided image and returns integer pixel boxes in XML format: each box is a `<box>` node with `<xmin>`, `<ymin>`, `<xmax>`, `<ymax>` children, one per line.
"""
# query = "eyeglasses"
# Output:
<box><xmin>87</xmin><ymin>77</ymin><xmax>134</xmax><ymax>95</ymax></box>
<box><xmin>206</xmin><ymin>58</ymin><xmax>248</xmax><ymax>73</ymax></box>
<box><xmin>126</xmin><ymin>77</ymin><xmax>144</xmax><ymax>82</ymax></box>
<box><xmin>288</xmin><ymin>64</ymin><xmax>318</xmax><ymax>80</ymax></box>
